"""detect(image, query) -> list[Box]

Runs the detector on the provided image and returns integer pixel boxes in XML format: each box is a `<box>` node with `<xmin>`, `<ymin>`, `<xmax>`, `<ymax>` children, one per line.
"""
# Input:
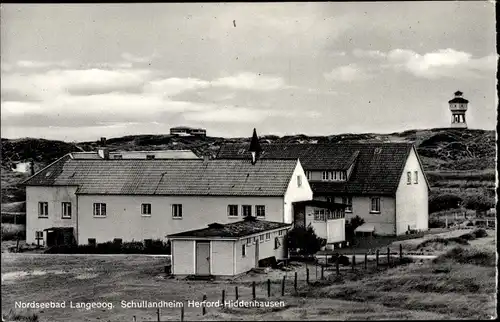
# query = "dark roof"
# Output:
<box><xmin>168</xmin><ymin>217</ymin><xmax>291</xmax><ymax>239</ymax></box>
<box><xmin>448</xmin><ymin>97</ymin><xmax>469</xmax><ymax>104</ymax></box>
<box><xmin>218</xmin><ymin>143</ymin><xmax>359</xmax><ymax>170</ymax></box>
<box><xmin>293</xmin><ymin>200</ymin><xmax>347</xmax><ymax>209</ymax></box>
<box><xmin>454</xmin><ymin>91</ymin><xmax>463</xmax><ymax>96</ymax></box>
<box><xmin>217</xmin><ymin>143</ymin><xmax>417</xmax><ymax>195</ymax></box>
<box><xmin>22</xmin><ymin>155</ymin><xmax>298</xmax><ymax>196</ymax></box>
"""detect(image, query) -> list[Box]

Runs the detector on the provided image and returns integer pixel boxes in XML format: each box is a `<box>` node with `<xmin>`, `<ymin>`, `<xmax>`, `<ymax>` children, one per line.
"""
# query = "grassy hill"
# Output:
<box><xmin>1</xmin><ymin>128</ymin><xmax>496</xmax><ymax>215</ymax></box>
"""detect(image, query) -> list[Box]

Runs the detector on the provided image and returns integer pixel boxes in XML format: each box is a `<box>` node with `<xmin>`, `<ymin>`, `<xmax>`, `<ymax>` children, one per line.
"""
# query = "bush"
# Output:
<box><xmin>428</xmin><ymin>193</ymin><xmax>462</xmax><ymax>213</ymax></box>
<box><xmin>458</xmin><ymin>233</ymin><xmax>475</xmax><ymax>241</ymax></box>
<box><xmin>428</xmin><ymin>218</ymin><xmax>446</xmax><ymax>228</ymax></box>
<box><xmin>345</xmin><ymin>216</ymin><xmax>365</xmax><ymax>240</ymax></box>
<box><xmin>144</xmin><ymin>239</ymin><xmax>171</xmax><ymax>254</ymax></box>
<box><xmin>285</xmin><ymin>225</ymin><xmax>325</xmax><ymax>256</ymax></box>
<box><xmin>1</xmin><ymin>223</ymin><xmax>25</xmax><ymax>241</ymax></box>
<box><xmin>436</xmin><ymin>247</ymin><xmax>496</xmax><ymax>267</ymax></box>
<box><xmin>462</xmin><ymin>193</ymin><xmax>495</xmax><ymax>212</ymax></box>
<box><xmin>472</xmin><ymin>228</ymin><xmax>488</xmax><ymax>238</ymax></box>
<box><xmin>122</xmin><ymin>241</ymin><xmax>145</xmax><ymax>254</ymax></box>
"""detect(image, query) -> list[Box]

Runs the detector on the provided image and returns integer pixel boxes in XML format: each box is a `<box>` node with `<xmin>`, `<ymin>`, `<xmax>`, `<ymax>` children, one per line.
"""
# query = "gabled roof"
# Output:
<box><xmin>167</xmin><ymin>217</ymin><xmax>291</xmax><ymax>239</ymax></box>
<box><xmin>217</xmin><ymin>142</ymin><xmax>417</xmax><ymax>195</ymax></box>
<box><xmin>217</xmin><ymin>143</ymin><xmax>359</xmax><ymax>170</ymax></box>
<box><xmin>22</xmin><ymin>156</ymin><xmax>298</xmax><ymax>197</ymax></box>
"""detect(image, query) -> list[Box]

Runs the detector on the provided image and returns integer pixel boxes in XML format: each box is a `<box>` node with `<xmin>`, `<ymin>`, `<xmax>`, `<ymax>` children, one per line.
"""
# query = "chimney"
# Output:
<box><xmin>203</xmin><ymin>155</ymin><xmax>210</xmax><ymax>163</ymax></box>
<box><xmin>98</xmin><ymin>147</ymin><xmax>110</xmax><ymax>159</ymax></box>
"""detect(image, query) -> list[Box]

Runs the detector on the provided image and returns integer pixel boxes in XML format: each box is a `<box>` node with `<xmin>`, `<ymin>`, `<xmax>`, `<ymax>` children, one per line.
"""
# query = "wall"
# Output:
<box><xmin>315</xmin><ymin>195</ymin><xmax>396</xmax><ymax>235</ymax></box>
<box><xmin>211</xmin><ymin>240</ymin><xmax>235</xmax><ymax>276</ymax></box>
<box><xmin>76</xmin><ymin>195</ymin><xmax>284</xmax><ymax>244</ymax></box>
<box><xmin>172</xmin><ymin>240</ymin><xmax>195</xmax><ymax>275</ymax></box>
<box><xmin>395</xmin><ymin>147</ymin><xmax>429</xmax><ymax>235</ymax></box>
<box><xmin>26</xmin><ymin>186</ymin><xmax>78</xmax><ymax>244</ymax></box>
<box><xmin>234</xmin><ymin>228</ymin><xmax>288</xmax><ymax>275</ymax></box>
<box><xmin>303</xmin><ymin>205</ymin><xmax>345</xmax><ymax>243</ymax></box>
<box><xmin>284</xmin><ymin>161</ymin><xmax>313</xmax><ymax>223</ymax></box>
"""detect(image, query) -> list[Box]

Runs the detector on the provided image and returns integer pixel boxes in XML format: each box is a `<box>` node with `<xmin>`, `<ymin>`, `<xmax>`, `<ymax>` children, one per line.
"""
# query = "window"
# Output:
<box><xmin>407</xmin><ymin>171</ymin><xmax>412</xmax><ymax>185</ymax></box>
<box><xmin>414</xmin><ymin>171</ymin><xmax>418</xmax><ymax>184</ymax></box>
<box><xmin>342</xmin><ymin>196</ymin><xmax>352</xmax><ymax>213</ymax></box>
<box><xmin>370</xmin><ymin>197</ymin><xmax>381</xmax><ymax>213</ymax></box>
<box><xmin>265</xmin><ymin>233</ymin><xmax>271</xmax><ymax>240</ymax></box>
<box><xmin>141</xmin><ymin>203</ymin><xmax>152</xmax><ymax>216</ymax></box>
<box><xmin>259</xmin><ymin>235</ymin><xmax>264</xmax><ymax>242</ymax></box>
<box><xmin>35</xmin><ymin>231</ymin><xmax>43</xmax><ymax>239</ymax></box>
<box><xmin>246</xmin><ymin>238</ymin><xmax>252</xmax><ymax>245</ymax></box>
<box><xmin>88</xmin><ymin>238</ymin><xmax>96</xmax><ymax>246</ymax></box>
<box><xmin>93</xmin><ymin>203</ymin><xmax>107</xmax><ymax>217</ymax></box>
<box><xmin>297</xmin><ymin>175</ymin><xmax>302</xmax><ymax>187</ymax></box>
<box><xmin>333</xmin><ymin>171</ymin><xmax>337</xmax><ymax>180</ymax></box>
<box><xmin>253</xmin><ymin>237</ymin><xmax>258</xmax><ymax>244</ymax></box>
<box><xmin>172</xmin><ymin>204</ymin><xmax>182</xmax><ymax>218</ymax></box>
<box><xmin>314</xmin><ymin>209</ymin><xmax>325</xmax><ymax>221</ymax></box>
<box><xmin>305</xmin><ymin>171</ymin><xmax>312</xmax><ymax>180</ymax></box>
<box><xmin>38</xmin><ymin>202</ymin><xmax>48</xmax><ymax>218</ymax></box>
<box><xmin>242</xmin><ymin>205</ymin><xmax>252</xmax><ymax>217</ymax></box>
<box><xmin>61</xmin><ymin>202</ymin><xmax>72</xmax><ymax>219</ymax></box>
<box><xmin>322</xmin><ymin>171</ymin><xmax>328</xmax><ymax>181</ymax></box>
<box><xmin>146</xmin><ymin>155</ymin><xmax>155</xmax><ymax>160</ymax></box>
<box><xmin>256</xmin><ymin>205</ymin><xmax>265</xmax><ymax>218</ymax></box>
<box><xmin>278</xmin><ymin>230</ymin><xmax>283</xmax><ymax>236</ymax></box>
<box><xmin>113</xmin><ymin>155</ymin><xmax>123</xmax><ymax>159</ymax></box>
<box><xmin>228</xmin><ymin>205</ymin><xmax>238</xmax><ymax>217</ymax></box>
<box><xmin>242</xmin><ymin>244</ymin><xmax>246</xmax><ymax>257</ymax></box>
<box><xmin>274</xmin><ymin>237</ymin><xmax>281</xmax><ymax>249</ymax></box>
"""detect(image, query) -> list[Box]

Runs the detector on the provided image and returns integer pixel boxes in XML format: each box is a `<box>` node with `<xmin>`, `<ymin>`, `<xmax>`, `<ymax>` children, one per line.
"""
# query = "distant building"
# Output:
<box><xmin>449</xmin><ymin>91</ymin><xmax>469</xmax><ymax>129</ymax></box>
<box><xmin>11</xmin><ymin>161</ymin><xmax>33</xmax><ymax>174</ymax></box>
<box><xmin>170</xmin><ymin>126</ymin><xmax>207</xmax><ymax>137</ymax></box>
<box><xmin>218</xmin><ymin>139</ymin><xmax>430</xmax><ymax>236</ymax></box>
<box><xmin>71</xmin><ymin>150</ymin><xmax>200</xmax><ymax>160</ymax></box>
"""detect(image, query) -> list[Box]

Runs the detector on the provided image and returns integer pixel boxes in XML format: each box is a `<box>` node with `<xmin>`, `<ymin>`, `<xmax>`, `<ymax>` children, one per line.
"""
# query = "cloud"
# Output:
<box><xmin>352</xmin><ymin>49</ymin><xmax>387</xmax><ymax>59</ymax></box>
<box><xmin>16</xmin><ymin>60</ymin><xmax>72</xmax><ymax>69</ymax></box>
<box><xmin>121</xmin><ymin>52</ymin><xmax>161</xmax><ymax>63</ymax></box>
<box><xmin>324</xmin><ymin>64</ymin><xmax>372</xmax><ymax>82</ymax></box>
<box><xmin>145</xmin><ymin>77</ymin><xmax>211</xmax><ymax>97</ymax></box>
<box><xmin>212</xmin><ymin>72</ymin><xmax>288</xmax><ymax>91</ymax></box>
<box><xmin>384</xmin><ymin>48</ymin><xmax>497</xmax><ymax>78</ymax></box>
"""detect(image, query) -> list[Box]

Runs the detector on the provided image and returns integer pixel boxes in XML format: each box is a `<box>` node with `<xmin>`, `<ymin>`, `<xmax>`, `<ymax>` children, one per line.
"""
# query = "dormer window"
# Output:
<box><xmin>146</xmin><ymin>155</ymin><xmax>155</xmax><ymax>160</ymax></box>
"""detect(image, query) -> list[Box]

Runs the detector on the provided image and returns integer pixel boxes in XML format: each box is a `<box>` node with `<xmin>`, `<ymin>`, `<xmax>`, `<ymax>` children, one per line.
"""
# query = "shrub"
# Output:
<box><xmin>285</xmin><ymin>225</ymin><xmax>325</xmax><ymax>257</ymax></box>
<box><xmin>458</xmin><ymin>233</ymin><xmax>475</xmax><ymax>241</ymax></box>
<box><xmin>122</xmin><ymin>241</ymin><xmax>145</xmax><ymax>254</ymax></box>
<box><xmin>462</xmin><ymin>193</ymin><xmax>495</xmax><ymax>212</ymax></box>
<box><xmin>428</xmin><ymin>218</ymin><xmax>446</xmax><ymax>228</ymax></box>
<box><xmin>436</xmin><ymin>247</ymin><xmax>496</xmax><ymax>267</ymax></box>
<box><xmin>2</xmin><ymin>309</ymin><xmax>39</xmax><ymax>322</ymax></box>
<box><xmin>144</xmin><ymin>239</ymin><xmax>171</xmax><ymax>254</ymax></box>
<box><xmin>466</xmin><ymin>221</ymin><xmax>474</xmax><ymax>227</ymax></box>
<box><xmin>428</xmin><ymin>193</ymin><xmax>462</xmax><ymax>213</ymax></box>
<box><xmin>345</xmin><ymin>216</ymin><xmax>365</xmax><ymax>240</ymax></box>
<box><xmin>472</xmin><ymin>228</ymin><xmax>488</xmax><ymax>238</ymax></box>
<box><xmin>1</xmin><ymin>223</ymin><xmax>26</xmax><ymax>241</ymax></box>
<box><xmin>96</xmin><ymin>241</ymin><xmax>121</xmax><ymax>254</ymax></box>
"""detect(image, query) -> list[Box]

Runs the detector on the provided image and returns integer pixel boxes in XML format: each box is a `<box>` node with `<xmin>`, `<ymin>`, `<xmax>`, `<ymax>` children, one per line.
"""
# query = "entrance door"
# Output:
<box><xmin>195</xmin><ymin>242</ymin><xmax>210</xmax><ymax>275</ymax></box>
<box><xmin>254</xmin><ymin>241</ymin><xmax>260</xmax><ymax>268</ymax></box>
<box><xmin>46</xmin><ymin>231</ymin><xmax>56</xmax><ymax>247</ymax></box>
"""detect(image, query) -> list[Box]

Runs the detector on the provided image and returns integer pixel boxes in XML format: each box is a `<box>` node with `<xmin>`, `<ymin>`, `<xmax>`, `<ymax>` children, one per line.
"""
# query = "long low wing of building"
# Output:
<box><xmin>21</xmin><ymin>152</ymin><xmax>312</xmax><ymax>246</ymax></box>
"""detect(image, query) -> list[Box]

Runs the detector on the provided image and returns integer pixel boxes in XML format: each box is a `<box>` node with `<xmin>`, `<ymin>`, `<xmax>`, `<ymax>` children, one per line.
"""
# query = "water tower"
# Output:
<box><xmin>448</xmin><ymin>91</ymin><xmax>469</xmax><ymax>129</ymax></box>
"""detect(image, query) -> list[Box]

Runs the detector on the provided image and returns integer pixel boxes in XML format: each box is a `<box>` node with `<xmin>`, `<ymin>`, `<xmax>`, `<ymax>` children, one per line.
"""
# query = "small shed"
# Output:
<box><xmin>167</xmin><ymin>216</ymin><xmax>291</xmax><ymax>277</ymax></box>
<box><xmin>43</xmin><ymin>227</ymin><xmax>76</xmax><ymax>247</ymax></box>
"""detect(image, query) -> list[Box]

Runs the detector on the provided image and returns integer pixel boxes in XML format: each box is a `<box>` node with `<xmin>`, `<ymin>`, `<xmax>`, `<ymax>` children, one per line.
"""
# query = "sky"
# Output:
<box><xmin>0</xmin><ymin>2</ymin><xmax>497</xmax><ymax>142</ymax></box>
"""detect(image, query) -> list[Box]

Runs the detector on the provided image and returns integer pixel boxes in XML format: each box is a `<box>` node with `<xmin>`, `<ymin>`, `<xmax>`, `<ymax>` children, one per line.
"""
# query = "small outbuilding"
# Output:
<box><xmin>167</xmin><ymin>216</ymin><xmax>291</xmax><ymax>277</ymax></box>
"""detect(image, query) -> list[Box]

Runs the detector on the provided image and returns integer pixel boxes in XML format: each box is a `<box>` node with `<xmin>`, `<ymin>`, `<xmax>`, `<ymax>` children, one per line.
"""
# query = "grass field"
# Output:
<box><xmin>2</xmin><ymin>242</ymin><xmax>497</xmax><ymax>321</ymax></box>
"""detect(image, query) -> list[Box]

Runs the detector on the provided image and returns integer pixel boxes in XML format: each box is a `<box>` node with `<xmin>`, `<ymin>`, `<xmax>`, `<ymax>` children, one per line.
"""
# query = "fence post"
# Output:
<box><xmin>352</xmin><ymin>252</ymin><xmax>356</xmax><ymax>271</ymax></box>
<box><xmin>315</xmin><ymin>263</ymin><xmax>318</xmax><ymax>280</ymax></box>
<box><xmin>267</xmin><ymin>279</ymin><xmax>271</xmax><ymax>297</ymax></box>
<box><xmin>321</xmin><ymin>264</ymin><xmax>324</xmax><ymax>280</ymax></box>
<box><xmin>252</xmin><ymin>281</ymin><xmax>256</xmax><ymax>300</ymax></box>
<box><xmin>399</xmin><ymin>244</ymin><xmax>403</xmax><ymax>262</ymax></box>
<box><xmin>306</xmin><ymin>267</ymin><xmax>310</xmax><ymax>284</ymax></box>
<box><xmin>376</xmin><ymin>249</ymin><xmax>379</xmax><ymax>268</ymax></box>
<box><xmin>364</xmin><ymin>253</ymin><xmax>368</xmax><ymax>270</ymax></box>
<box><xmin>180</xmin><ymin>304</ymin><xmax>184</xmax><ymax>322</ymax></box>
<box><xmin>202</xmin><ymin>294</ymin><xmax>207</xmax><ymax>315</ymax></box>
<box><xmin>222</xmin><ymin>289</ymin><xmax>225</xmax><ymax>307</ymax></box>
<box><xmin>281</xmin><ymin>275</ymin><xmax>286</xmax><ymax>296</ymax></box>
<box><xmin>387</xmin><ymin>247</ymin><xmax>390</xmax><ymax>267</ymax></box>
<box><xmin>336</xmin><ymin>257</ymin><xmax>340</xmax><ymax>275</ymax></box>
<box><xmin>294</xmin><ymin>271</ymin><xmax>298</xmax><ymax>293</ymax></box>
<box><xmin>235</xmin><ymin>286</ymin><xmax>238</xmax><ymax>300</ymax></box>
<box><xmin>157</xmin><ymin>308</ymin><xmax>161</xmax><ymax>322</ymax></box>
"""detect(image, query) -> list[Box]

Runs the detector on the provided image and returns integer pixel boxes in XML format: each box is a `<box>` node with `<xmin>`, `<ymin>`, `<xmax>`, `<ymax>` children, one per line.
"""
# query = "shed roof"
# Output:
<box><xmin>22</xmin><ymin>155</ymin><xmax>298</xmax><ymax>196</ymax></box>
<box><xmin>217</xmin><ymin>142</ymin><xmax>417</xmax><ymax>195</ymax></box>
<box><xmin>168</xmin><ymin>217</ymin><xmax>291</xmax><ymax>239</ymax></box>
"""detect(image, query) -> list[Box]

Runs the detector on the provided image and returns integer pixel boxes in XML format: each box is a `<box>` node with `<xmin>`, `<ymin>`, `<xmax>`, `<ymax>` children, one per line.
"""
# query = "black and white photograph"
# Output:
<box><xmin>0</xmin><ymin>2</ymin><xmax>497</xmax><ymax>321</ymax></box>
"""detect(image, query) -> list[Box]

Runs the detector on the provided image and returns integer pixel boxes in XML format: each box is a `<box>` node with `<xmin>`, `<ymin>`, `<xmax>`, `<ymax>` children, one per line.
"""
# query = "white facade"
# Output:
<box><xmin>170</xmin><ymin>227</ymin><xmax>289</xmax><ymax>276</ymax></box>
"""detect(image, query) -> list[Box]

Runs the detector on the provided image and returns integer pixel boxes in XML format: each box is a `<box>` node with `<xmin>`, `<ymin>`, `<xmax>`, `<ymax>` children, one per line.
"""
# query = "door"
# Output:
<box><xmin>254</xmin><ymin>241</ymin><xmax>260</xmax><ymax>268</ymax></box>
<box><xmin>195</xmin><ymin>242</ymin><xmax>211</xmax><ymax>275</ymax></box>
<box><xmin>46</xmin><ymin>231</ymin><xmax>56</xmax><ymax>247</ymax></box>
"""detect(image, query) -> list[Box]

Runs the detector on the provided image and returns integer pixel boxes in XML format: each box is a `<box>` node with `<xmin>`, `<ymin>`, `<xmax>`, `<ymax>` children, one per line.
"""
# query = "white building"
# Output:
<box><xmin>22</xmin><ymin>151</ymin><xmax>312</xmax><ymax>246</ymax></box>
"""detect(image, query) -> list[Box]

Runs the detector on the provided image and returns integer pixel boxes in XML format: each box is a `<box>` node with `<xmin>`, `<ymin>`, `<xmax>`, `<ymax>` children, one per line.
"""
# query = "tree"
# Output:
<box><xmin>284</xmin><ymin>225</ymin><xmax>325</xmax><ymax>257</ymax></box>
<box><xmin>345</xmin><ymin>216</ymin><xmax>365</xmax><ymax>240</ymax></box>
